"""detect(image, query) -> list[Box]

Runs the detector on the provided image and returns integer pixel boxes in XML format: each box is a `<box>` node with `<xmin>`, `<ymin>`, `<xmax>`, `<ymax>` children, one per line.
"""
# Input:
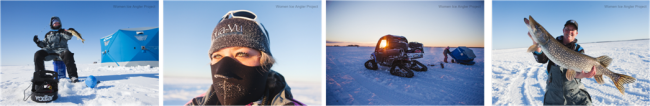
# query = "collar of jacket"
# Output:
<box><xmin>196</xmin><ymin>70</ymin><xmax>297</xmax><ymax>105</ymax></box>
<box><xmin>555</xmin><ymin>35</ymin><xmax>579</xmax><ymax>49</ymax></box>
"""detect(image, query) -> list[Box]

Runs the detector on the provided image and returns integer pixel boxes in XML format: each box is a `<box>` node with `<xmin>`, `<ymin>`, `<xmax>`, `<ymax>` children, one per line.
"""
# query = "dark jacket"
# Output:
<box><xmin>36</xmin><ymin>16</ymin><xmax>74</xmax><ymax>54</ymax></box>
<box><xmin>185</xmin><ymin>71</ymin><xmax>304</xmax><ymax>106</ymax></box>
<box><xmin>532</xmin><ymin>35</ymin><xmax>592</xmax><ymax>105</ymax></box>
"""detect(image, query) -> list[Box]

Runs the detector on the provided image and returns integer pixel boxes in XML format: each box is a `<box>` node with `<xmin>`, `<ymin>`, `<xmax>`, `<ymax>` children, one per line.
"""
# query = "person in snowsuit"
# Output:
<box><xmin>33</xmin><ymin>16</ymin><xmax>80</xmax><ymax>83</ymax></box>
<box><xmin>185</xmin><ymin>10</ymin><xmax>304</xmax><ymax>106</ymax></box>
<box><xmin>443</xmin><ymin>46</ymin><xmax>455</xmax><ymax>63</ymax></box>
<box><xmin>528</xmin><ymin>19</ymin><xmax>596</xmax><ymax>105</ymax></box>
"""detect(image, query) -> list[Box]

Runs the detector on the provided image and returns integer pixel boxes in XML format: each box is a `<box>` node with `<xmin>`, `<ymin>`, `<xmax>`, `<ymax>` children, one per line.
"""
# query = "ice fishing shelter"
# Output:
<box><xmin>450</xmin><ymin>46</ymin><xmax>476</xmax><ymax>65</ymax></box>
<box><xmin>100</xmin><ymin>27</ymin><xmax>159</xmax><ymax>67</ymax></box>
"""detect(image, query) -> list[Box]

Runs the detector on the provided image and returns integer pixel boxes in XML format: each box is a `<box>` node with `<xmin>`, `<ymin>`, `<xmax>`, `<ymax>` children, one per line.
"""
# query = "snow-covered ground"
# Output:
<box><xmin>1</xmin><ymin>63</ymin><xmax>159</xmax><ymax>105</ymax></box>
<box><xmin>492</xmin><ymin>39</ymin><xmax>650</xmax><ymax>105</ymax></box>
<box><xmin>326</xmin><ymin>47</ymin><xmax>484</xmax><ymax>105</ymax></box>
<box><xmin>163</xmin><ymin>77</ymin><xmax>321</xmax><ymax>105</ymax></box>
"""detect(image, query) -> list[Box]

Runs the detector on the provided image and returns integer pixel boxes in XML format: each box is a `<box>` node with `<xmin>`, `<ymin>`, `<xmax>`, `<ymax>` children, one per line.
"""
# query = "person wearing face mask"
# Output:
<box><xmin>527</xmin><ymin>20</ymin><xmax>596</xmax><ymax>105</ymax></box>
<box><xmin>33</xmin><ymin>16</ymin><xmax>80</xmax><ymax>83</ymax></box>
<box><xmin>185</xmin><ymin>10</ymin><xmax>304</xmax><ymax>106</ymax></box>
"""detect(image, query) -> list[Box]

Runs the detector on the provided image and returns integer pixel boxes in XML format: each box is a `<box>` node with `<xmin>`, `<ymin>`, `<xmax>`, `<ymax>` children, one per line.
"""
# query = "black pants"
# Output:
<box><xmin>34</xmin><ymin>50</ymin><xmax>78</xmax><ymax>78</ymax></box>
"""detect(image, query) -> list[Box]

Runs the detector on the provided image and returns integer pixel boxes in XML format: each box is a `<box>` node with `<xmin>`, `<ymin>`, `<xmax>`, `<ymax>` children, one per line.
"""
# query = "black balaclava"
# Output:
<box><xmin>50</xmin><ymin>16</ymin><xmax>62</xmax><ymax>29</ymax></box>
<box><xmin>211</xmin><ymin>57</ymin><xmax>269</xmax><ymax>105</ymax></box>
<box><xmin>209</xmin><ymin>10</ymin><xmax>273</xmax><ymax>105</ymax></box>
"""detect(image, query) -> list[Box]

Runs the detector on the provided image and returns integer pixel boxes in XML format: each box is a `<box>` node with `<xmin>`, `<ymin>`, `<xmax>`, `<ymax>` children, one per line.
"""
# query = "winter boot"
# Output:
<box><xmin>70</xmin><ymin>77</ymin><xmax>78</xmax><ymax>83</ymax></box>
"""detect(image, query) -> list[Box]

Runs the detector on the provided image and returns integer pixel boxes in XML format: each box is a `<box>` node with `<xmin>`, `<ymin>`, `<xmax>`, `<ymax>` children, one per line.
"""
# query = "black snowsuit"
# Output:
<box><xmin>33</xmin><ymin>16</ymin><xmax>78</xmax><ymax>79</ymax></box>
<box><xmin>532</xmin><ymin>36</ymin><xmax>592</xmax><ymax>105</ymax></box>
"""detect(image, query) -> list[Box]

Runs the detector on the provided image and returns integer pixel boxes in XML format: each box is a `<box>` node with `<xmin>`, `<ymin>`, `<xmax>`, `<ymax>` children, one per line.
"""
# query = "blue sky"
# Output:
<box><xmin>1</xmin><ymin>1</ymin><xmax>159</xmax><ymax>65</ymax></box>
<box><xmin>327</xmin><ymin>1</ymin><xmax>484</xmax><ymax>47</ymax></box>
<box><xmin>0</xmin><ymin>1</ymin><xmax>4</xmax><ymax>65</ymax></box>
<box><xmin>163</xmin><ymin>1</ymin><xmax>321</xmax><ymax>82</ymax></box>
<box><xmin>493</xmin><ymin>1</ymin><xmax>649</xmax><ymax>49</ymax></box>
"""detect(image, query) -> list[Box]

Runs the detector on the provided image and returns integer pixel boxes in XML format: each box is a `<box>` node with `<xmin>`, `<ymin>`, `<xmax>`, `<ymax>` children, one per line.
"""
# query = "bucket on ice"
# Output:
<box><xmin>85</xmin><ymin>75</ymin><xmax>98</xmax><ymax>88</ymax></box>
<box><xmin>53</xmin><ymin>61</ymin><xmax>66</xmax><ymax>79</ymax></box>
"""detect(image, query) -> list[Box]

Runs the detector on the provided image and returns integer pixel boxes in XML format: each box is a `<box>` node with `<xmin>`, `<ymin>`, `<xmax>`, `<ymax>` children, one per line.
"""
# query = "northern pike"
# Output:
<box><xmin>524</xmin><ymin>16</ymin><xmax>636</xmax><ymax>95</ymax></box>
<box><xmin>67</xmin><ymin>28</ymin><xmax>84</xmax><ymax>43</ymax></box>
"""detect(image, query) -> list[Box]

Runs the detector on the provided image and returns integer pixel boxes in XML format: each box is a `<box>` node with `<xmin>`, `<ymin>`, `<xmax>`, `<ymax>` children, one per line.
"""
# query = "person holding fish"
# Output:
<box><xmin>526</xmin><ymin>17</ymin><xmax>636</xmax><ymax>105</ymax></box>
<box><xmin>527</xmin><ymin>19</ymin><xmax>595</xmax><ymax>105</ymax></box>
<box><xmin>33</xmin><ymin>16</ymin><xmax>84</xmax><ymax>83</ymax></box>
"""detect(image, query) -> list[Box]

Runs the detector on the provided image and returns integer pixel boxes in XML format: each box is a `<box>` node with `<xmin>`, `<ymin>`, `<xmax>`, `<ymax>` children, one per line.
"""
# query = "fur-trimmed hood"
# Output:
<box><xmin>50</xmin><ymin>16</ymin><xmax>62</xmax><ymax>29</ymax></box>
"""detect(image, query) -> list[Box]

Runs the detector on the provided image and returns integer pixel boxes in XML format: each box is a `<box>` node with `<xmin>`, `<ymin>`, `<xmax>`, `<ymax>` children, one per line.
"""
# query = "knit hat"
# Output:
<box><xmin>209</xmin><ymin>10</ymin><xmax>272</xmax><ymax>56</ymax></box>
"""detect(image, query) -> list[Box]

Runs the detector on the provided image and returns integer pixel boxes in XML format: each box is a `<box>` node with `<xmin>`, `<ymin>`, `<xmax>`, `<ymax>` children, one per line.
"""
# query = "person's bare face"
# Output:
<box><xmin>210</xmin><ymin>47</ymin><xmax>261</xmax><ymax>67</ymax></box>
<box><xmin>563</xmin><ymin>24</ymin><xmax>578</xmax><ymax>44</ymax></box>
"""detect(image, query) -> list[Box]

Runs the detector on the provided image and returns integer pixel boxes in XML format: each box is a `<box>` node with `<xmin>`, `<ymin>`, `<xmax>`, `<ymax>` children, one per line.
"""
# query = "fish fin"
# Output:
<box><xmin>609</xmin><ymin>72</ymin><xmax>636</xmax><ymax>95</ymax></box>
<box><xmin>566</xmin><ymin>69</ymin><xmax>576</xmax><ymax>81</ymax></box>
<box><xmin>594</xmin><ymin>75</ymin><xmax>604</xmax><ymax>84</ymax></box>
<box><xmin>597</xmin><ymin>55</ymin><xmax>613</xmax><ymax>67</ymax></box>
<box><xmin>527</xmin><ymin>44</ymin><xmax>539</xmax><ymax>52</ymax></box>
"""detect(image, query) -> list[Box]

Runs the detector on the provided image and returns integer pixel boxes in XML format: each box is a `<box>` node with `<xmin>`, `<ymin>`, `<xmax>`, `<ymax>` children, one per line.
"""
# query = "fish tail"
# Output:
<box><xmin>607</xmin><ymin>71</ymin><xmax>636</xmax><ymax>95</ymax></box>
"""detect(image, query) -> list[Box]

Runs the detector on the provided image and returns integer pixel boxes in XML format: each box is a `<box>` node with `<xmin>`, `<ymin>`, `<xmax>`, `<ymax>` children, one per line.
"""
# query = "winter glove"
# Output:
<box><xmin>33</xmin><ymin>35</ymin><xmax>43</xmax><ymax>48</ymax></box>
<box><xmin>33</xmin><ymin>35</ymin><xmax>39</xmax><ymax>43</ymax></box>
<box><xmin>59</xmin><ymin>28</ymin><xmax>73</xmax><ymax>36</ymax></box>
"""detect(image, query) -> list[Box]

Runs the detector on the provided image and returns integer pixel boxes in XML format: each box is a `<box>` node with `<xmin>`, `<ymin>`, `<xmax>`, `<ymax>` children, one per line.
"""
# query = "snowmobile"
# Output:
<box><xmin>364</xmin><ymin>34</ymin><xmax>427</xmax><ymax>78</ymax></box>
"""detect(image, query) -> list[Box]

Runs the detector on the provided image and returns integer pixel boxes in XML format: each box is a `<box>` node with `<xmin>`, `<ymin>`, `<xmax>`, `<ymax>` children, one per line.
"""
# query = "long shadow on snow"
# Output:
<box><xmin>583</xmin><ymin>86</ymin><xmax>625</xmax><ymax>100</ymax></box>
<box><xmin>95</xmin><ymin>85</ymin><xmax>115</xmax><ymax>89</ymax></box>
<box><xmin>77</xmin><ymin>73</ymin><xmax>159</xmax><ymax>81</ymax></box>
<box><xmin>531</xmin><ymin>83</ymin><xmax>545</xmax><ymax>101</ymax></box>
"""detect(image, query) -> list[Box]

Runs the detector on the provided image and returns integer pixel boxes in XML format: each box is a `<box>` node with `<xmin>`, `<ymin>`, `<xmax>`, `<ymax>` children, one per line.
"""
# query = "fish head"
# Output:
<box><xmin>526</xmin><ymin>16</ymin><xmax>551</xmax><ymax>45</ymax></box>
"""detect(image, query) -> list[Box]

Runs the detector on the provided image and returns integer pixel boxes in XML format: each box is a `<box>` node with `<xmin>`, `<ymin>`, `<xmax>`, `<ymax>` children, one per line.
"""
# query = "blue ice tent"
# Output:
<box><xmin>100</xmin><ymin>27</ymin><xmax>159</xmax><ymax>67</ymax></box>
<box><xmin>450</xmin><ymin>46</ymin><xmax>476</xmax><ymax>65</ymax></box>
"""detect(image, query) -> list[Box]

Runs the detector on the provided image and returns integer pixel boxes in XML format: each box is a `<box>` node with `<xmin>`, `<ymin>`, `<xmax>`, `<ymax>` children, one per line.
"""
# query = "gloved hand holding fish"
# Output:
<box><xmin>524</xmin><ymin>15</ymin><xmax>636</xmax><ymax>95</ymax></box>
<box><xmin>66</xmin><ymin>28</ymin><xmax>84</xmax><ymax>43</ymax></box>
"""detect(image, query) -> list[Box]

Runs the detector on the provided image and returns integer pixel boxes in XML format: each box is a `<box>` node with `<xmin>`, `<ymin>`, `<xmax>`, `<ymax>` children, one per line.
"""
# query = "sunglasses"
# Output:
<box><xmin>219</xmin><ymin>10</ymin><xmax>270</xmax><ymax>40</ymax></box>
